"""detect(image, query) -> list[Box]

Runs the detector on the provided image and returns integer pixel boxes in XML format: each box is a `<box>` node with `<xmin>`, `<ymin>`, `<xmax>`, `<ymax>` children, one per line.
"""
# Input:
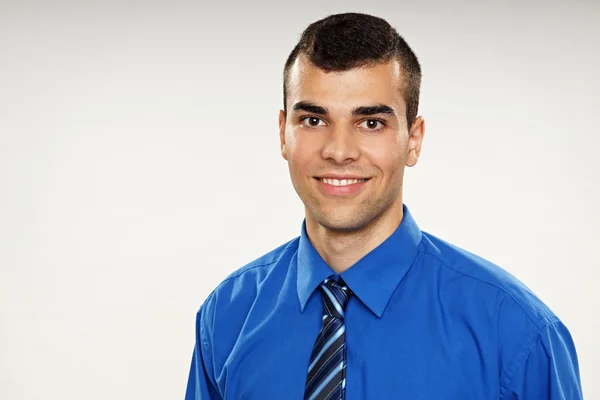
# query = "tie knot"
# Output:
<box><xmin>320</xmin><ymin>278</ymin><xmax>351</xmax><ymax>319</ymax></box>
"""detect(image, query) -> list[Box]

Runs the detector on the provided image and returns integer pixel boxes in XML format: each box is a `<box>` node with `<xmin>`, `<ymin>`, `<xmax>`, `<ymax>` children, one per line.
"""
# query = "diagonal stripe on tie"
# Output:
<box><xmin>306</xmin><ymin>332</ymin><xmax>345</xmax><ymax>390</ymax></box>
<box><xmin>308</xmin><ymin>322</ymin><xmax>344</xmax><ymax>372</ymax></box>
<box><xmin>305</xmin><ymin>278</ymin><xmax>351</xmax><ymax>400</ymax></box>
<box><xmin>308</xmin><ymin>363</ymin><xmax>344</xmax><ymax>400</ymax></box>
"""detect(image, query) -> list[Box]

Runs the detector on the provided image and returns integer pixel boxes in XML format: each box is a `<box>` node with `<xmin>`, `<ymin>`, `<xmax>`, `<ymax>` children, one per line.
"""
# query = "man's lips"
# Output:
<box><xmin>314</xmin><ymin>177</ymin><xmax>370</xmax><ymax>196</ymax></box>
<box><xmin>315</xmin><ymin>177</ymin><xmax>369</xmax><ymax>186</ymax></box>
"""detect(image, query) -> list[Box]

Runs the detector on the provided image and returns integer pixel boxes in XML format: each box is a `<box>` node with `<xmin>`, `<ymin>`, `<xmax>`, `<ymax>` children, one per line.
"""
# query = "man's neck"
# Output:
<box><xmin>305</xmin><ymin>204</ymin><xmax>404</xmax><ymax>273</ymax></box>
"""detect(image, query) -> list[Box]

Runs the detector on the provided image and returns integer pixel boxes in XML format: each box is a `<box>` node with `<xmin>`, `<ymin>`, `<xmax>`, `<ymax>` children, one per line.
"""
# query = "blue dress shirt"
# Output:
<box><xmin>185</xmin><ymin>205</ymin><xmax>582</xmax><ymax>399</ymax></box>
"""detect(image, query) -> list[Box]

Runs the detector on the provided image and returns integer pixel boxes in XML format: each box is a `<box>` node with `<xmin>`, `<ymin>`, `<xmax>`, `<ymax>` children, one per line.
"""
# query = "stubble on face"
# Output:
<box><xmin>301</xmin><ymin>166</ymin><xmax>403</xmax><ymax>234</ymax></box>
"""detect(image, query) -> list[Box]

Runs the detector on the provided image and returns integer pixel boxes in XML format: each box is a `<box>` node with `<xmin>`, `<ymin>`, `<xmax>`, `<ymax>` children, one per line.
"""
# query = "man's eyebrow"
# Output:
<box><xmin>291</xmin><ymin>102</ymin><xmax>396</xmax><ymax>117</ymax></box>
<box><xmin>352</xmin><ymin>105</ymin><xmax>397</xmax><ymax>116</ymax></box>
<box><xmin>292</xmin><ymin>101</ymin><xmax>328</xmax><ymax>115</ymax></box>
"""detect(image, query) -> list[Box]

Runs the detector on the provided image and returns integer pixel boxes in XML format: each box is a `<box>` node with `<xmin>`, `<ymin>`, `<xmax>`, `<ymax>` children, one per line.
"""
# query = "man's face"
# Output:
<box><xmin>279</xmin><ymin>56</ymin><xmax>424</xmax><ymax>233</ymax></box>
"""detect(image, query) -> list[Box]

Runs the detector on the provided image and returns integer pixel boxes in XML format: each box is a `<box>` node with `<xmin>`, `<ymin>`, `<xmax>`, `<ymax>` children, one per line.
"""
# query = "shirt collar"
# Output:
<box><xmin>296</xmin><ymin>204</ymin><xmax>423</xmax><ymax>318</ymax></box>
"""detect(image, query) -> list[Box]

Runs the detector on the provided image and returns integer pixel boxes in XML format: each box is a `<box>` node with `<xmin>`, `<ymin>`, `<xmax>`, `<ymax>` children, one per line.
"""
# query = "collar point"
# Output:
<box><xmin>372</xmin><ymin>308</ymin><xmax>385</xmax><ymax>319</ymax></box>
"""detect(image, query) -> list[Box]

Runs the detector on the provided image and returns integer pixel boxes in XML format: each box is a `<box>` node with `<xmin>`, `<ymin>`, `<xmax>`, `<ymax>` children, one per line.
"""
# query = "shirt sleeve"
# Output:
<box><xmin>184</xmin><ymin>306</ymin><xmax>222</xmax><ymax>400</ymax></box>
<box><xmin>502</xmin><ymin>319</ymin><xmax>583</xmax><ymax>399</ymax></box>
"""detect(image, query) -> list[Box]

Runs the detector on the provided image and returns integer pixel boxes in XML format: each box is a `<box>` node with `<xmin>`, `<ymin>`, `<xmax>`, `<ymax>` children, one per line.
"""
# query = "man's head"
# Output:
<box><xmin>279</xmin><ymin>13</ymin><xmax>425</xmax><ymax>234</ymax></box>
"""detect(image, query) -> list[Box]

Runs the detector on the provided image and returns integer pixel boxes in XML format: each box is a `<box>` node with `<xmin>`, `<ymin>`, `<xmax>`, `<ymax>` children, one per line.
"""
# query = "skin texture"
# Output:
<box><xmin>279</xmin><ymin>55</ymin><xmax>425</xmax><ymax>273</ymax></box>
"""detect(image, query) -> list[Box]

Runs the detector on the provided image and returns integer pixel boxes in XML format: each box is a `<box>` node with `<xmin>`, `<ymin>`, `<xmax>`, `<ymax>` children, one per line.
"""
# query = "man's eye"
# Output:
<box><xmin>360</xmin><ymin>119</ymin><xmax>385</xmax><ymax>130</ymax></box>
<box><xmin>301</xmin><ymin>116</ymin><xmax>326</xmax><ymax>127</ymax></box>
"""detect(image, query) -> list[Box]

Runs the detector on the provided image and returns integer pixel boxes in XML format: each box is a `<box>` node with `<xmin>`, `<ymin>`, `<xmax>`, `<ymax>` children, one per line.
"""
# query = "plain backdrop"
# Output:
<box><xmin>1</xmin><ymin>0</ymin><xmax>598</xmax><ymax>399</ymax></box>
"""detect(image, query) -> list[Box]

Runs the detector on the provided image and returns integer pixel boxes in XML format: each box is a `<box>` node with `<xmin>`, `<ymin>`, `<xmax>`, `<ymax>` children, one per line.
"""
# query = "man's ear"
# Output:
<box><xmin>279</xmin><ymin>109</ymin><xmax>288</xmax><ymax>160</ymax></box>
<box><xmin>406</xmin><ymin>116</ymin><xmax>425</xmax><ymax>167</ymax></box>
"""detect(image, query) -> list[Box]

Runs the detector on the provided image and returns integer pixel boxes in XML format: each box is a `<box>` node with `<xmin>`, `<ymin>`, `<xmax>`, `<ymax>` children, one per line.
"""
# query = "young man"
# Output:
<box><xmin>185</xmin><ymin>13</ymin><xmax>582</xmax><ymax>399</ymax></box>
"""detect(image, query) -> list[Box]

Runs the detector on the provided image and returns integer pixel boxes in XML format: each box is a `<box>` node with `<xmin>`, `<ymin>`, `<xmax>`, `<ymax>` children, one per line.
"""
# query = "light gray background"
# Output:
<box><xmin>1</xmin><ymin>0</ymin><xmax>598</xmax><ymax>399</ymax></box>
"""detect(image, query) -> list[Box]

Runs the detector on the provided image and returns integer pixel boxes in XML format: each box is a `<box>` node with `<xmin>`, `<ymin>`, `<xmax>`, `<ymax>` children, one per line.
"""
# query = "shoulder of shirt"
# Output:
<box><xmin>202</xmin><ymin>236</ymin><xmax>300</xmax><ymax>298</ymax></box>
<box><xmin>419</xmin><ymin>231</ymin><xmax>559</xmax><ymax>330</ymax></box>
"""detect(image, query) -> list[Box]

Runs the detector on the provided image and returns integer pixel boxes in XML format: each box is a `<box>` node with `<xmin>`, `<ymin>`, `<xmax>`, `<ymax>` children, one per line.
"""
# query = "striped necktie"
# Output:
<box><xmin>304</xmin><ymin>277</ymin><xmax>351</xmax><ymax>400</ymax></box>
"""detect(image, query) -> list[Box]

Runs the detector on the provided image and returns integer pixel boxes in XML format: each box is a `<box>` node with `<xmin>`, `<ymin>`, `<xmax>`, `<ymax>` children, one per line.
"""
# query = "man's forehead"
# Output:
<box><xmin>286</xmin><ymin>56</ymin><xmax>405</xmax><ymax>110</ymax></box>
<box><xmin>288</xmin><ymin>55</ymin><xmax>403</xmax><ymax>84</ymax></box>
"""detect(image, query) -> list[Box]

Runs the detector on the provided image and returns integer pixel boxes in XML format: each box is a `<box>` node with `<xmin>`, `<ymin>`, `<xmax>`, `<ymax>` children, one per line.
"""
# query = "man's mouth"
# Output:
<box><xmin>316</xmin><ymin>178</ymin><xmax>369</xmax><ymax>186</ymax></box>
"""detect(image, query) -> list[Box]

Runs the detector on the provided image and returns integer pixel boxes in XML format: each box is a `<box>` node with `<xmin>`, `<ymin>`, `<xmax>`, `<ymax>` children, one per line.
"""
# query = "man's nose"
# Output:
<box><xmin>320</xmin><ymin>124</ymin><xmax>360</xmax><ymax>163</ymax></box>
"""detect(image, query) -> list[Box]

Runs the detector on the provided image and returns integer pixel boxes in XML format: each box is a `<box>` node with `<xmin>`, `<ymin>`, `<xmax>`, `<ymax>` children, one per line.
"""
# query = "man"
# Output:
<box><xmin>185</xmin><ymin>12</ymin><xmax>582</xmax><ymax>399</ymax></box>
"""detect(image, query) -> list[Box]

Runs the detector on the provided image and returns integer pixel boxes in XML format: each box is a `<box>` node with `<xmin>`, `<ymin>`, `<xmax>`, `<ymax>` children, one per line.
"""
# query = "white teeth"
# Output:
<box><xmin>320</xmin><ymin>178</ymin><xmax>365</xmax><ymax>186</ymax></box>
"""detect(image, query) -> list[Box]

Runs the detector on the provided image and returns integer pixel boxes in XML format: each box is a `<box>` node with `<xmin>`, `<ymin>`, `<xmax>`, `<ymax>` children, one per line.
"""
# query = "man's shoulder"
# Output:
<box><xmin>203</xmin><ymin>236</ymin><xmax>300</xmax><ymax>304</ymax></box>
<box><xmin>420</xmin><ymin>231</ymin><xmax>558</xmax><ymax>328</ymax></box>
<box><xmin>223</xmin><ymin>236</ymin><xmax>300</xmax><ymax>281</ymax></box>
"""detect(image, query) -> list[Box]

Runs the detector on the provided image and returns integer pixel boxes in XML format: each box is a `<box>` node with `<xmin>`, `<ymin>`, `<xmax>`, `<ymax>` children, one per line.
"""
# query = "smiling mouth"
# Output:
<box><xmin>316</xmin><ymin>178</ymin><xmax>369</xmax><ymax>186</ymax></box>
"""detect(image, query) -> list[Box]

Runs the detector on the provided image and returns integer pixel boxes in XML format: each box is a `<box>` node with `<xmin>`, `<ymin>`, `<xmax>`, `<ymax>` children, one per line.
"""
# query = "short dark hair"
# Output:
<box><xmin>283</xmin><ymin>12</ymin><xmax>422</xmax><ymax>129</ymax></box>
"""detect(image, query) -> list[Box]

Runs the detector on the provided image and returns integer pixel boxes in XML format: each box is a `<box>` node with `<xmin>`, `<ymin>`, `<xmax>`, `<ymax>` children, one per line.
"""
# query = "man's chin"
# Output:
<box><xmin>313</xmin><ymin>213</ymin><xmax>372</xmax><ymax>233</ymax></box>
